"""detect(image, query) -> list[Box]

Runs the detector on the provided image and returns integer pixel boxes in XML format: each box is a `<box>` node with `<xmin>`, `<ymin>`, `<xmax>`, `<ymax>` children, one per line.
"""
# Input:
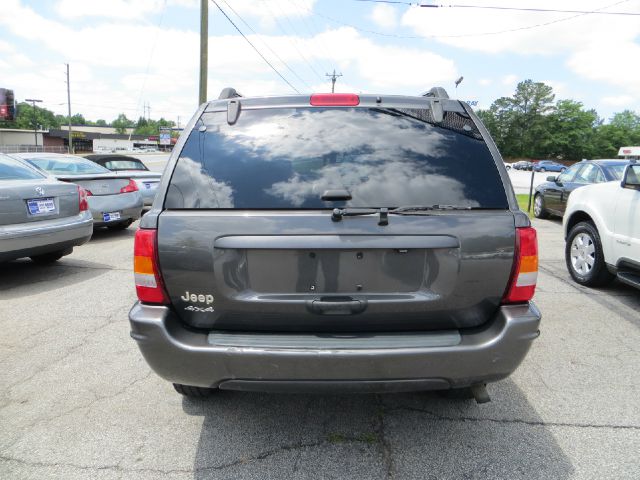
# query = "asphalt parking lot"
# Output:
<box><xmin>1</xmin><ymin>212</ymin><xmax>640</xmax><ymax>478</ymax></box>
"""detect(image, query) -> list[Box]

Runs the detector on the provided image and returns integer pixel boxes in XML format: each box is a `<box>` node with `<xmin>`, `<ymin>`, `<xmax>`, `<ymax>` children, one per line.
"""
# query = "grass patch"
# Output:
<box><xmin>516</xmin><ymin>193</ymin><xmax>533</xmax><ymax>217</ymax></box>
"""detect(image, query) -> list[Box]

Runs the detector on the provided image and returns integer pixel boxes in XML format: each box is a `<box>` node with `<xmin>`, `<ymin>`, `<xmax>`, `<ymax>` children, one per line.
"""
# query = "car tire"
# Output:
<box><xmin>173</xmin><ymin>383</ymin><xmax>217</xmax><ymax>398</ymax></box>
<box><xmin>107</xmin><ymin>219</ymin><xmax>133</xmax><ymax>230</ymax></box>
<box><xmin>565</xmin><ymin>222</ymin><xmax>615</xmax><ymax>287</ymax></box>
<box><xmin>533</xmin><ymin>194</ymin><xmax>550</xmax><ymax>219</ymax></box>
<box><xmin>561</xmin><ymin>167</ymin><xmax>566</xmax><ymax>172</ymax></box>
<box><xmin>539</xmin><ymin>167</ymin><xmax>546</xmax><ymax>172</ymax></box>
<box><xmin>30</xmin><ymin>250</ymin><xmax>65</xmax><ymax>264</ymax></box>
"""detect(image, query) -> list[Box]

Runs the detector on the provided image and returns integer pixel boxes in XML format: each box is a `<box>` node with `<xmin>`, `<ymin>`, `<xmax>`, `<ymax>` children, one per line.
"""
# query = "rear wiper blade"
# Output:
<box><xmin>390</xmin><ymin>205</ymin><xmax>474</xmax><ymax>213</ymax></box>
<box><xmin>331</xmin><ymin>207</ymin><xmax>389</xmax><ymax>226</ymax></box>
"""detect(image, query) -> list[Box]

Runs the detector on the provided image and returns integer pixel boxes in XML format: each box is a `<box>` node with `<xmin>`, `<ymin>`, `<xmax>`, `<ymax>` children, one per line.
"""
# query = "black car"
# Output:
<box><xmin>533</xmin><ymin>160</ymin><xmax>630</xmax><ymax>218</ymax></box>
<box><xmin>513</xmin><ymin>161</ymin><xmax>533</xmax><ymax>171</ymax></box>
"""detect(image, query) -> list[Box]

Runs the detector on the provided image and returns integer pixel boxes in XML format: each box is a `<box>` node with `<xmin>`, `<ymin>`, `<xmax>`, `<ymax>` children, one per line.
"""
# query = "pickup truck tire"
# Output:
<box><xmin>172</xmin><ymin>383</ymin><xmax>217</xmax><ymax>398</ymax></box>
<box><xmin>533</xmin><ymin>194</ymin><xmax>549</xmax><ymax>219</ymax></box>
<box><xmin>30</xmin><ymin>250</ymin><xmax>65</xmax><ymax>264</ymax></box>
<box><xmin>565</xmin><ymin>222</ymin><xmax>615</xmax><ymax>287</ymax></box>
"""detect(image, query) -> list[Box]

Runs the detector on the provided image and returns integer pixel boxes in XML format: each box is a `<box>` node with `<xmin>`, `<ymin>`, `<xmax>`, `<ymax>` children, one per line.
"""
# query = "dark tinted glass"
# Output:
<box><xmin>166</xmin><ymin>107</ymin><xmax>508</xmax><ymax>209</ymax></box>
<box><xmin>0</xmin><ymin>154</ymin><xmax>44</xmax><ymax>180</ymax></box>
<box><xmin>103</xmin><ymin>160</ymin><xmax>147</xmax><ymax>171</ymax></box>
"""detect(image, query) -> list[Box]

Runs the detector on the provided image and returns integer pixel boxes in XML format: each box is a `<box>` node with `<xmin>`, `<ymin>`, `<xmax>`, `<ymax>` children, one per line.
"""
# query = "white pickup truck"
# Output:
<box><xmin>563</xmin><ymin>163</ymin><xmax>640</xmax><ymax>289</ymax></box>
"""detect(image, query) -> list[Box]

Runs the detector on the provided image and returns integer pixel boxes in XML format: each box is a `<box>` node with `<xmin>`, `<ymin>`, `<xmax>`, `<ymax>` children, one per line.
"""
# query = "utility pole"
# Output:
<box><xmin>25</xmin><ymin>98</ymin><xmax>42</xmax><ymax>151</ymax></box>
<box><xmin>326</xmin><ymin>70</ymin><xmax>342</xmax><ymax>93</ymax></box>
<box><xmin>199</xmin><ymin>0</ymin><xmax>208</xmax><ymax>105</ymax></box>
<box><xmin>65</xmin><ymin>63</ymin><xmax>73</xmax><ymax>154</ymax></box>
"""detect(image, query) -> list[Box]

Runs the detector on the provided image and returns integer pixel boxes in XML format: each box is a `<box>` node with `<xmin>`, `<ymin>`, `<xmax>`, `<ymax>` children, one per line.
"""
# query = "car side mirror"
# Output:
<box><xmin>546</xmin><ymin>175</ymin><xmax>557</xmax><ymax>182</ymax></box>
<box><xmin>621</xmin><ymin>164</ymin><xmax>640</xmax><ymax>190</ymax></box>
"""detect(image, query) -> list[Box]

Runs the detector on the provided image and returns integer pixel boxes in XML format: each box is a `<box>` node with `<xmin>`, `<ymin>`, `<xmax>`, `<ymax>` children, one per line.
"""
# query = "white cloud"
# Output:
<box><xmin>402</xmin><ymin>1</ymin><xmax>640</xmax><ymax>55</ymax></box>
<box><xmin>369</xmin><ymin>4</ymin><xmax>398</xmax><ymax>29</ymax></box>
<box><xmin>568</xmin><ymin>41</ymin><xmax>640</xmax><ymax>97</ymax></box>
<box><xmin>55</xmin><ymin>0</ymin><xmax>164</xmax><ymax>20</ymax></box>
<box><xmin>502</xmin><ymin>74</ymin><xmax>517</xmax><ymax>86</ymax></box>
<box><xmin>601</xmin><ymin>95</ymin><xmax>635</xmax><ymax>107</ymax></box>
<box><xmin>478</xmin><ymin>78</ymin><xmax>492</xmax><ymax>87</ymax></box>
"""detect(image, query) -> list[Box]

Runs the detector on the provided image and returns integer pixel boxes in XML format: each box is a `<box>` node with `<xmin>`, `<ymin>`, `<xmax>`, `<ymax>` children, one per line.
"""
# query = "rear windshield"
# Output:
<box><xmin>102</xmin><ymin>159</ymin><xmax>147</xmax><ymax>171</ymax></box>
<box><xmin>25</xmin><ymin>156</ymin><xmax>111</xmax><ymax>175</ymax></box>
<box><xmin>0</xmin><ymin>154</ymin><xmax>44</xmax><ymax>180</ymax></box>
<box><xmin>605</xmin><ymin>164</ymin><xmax>628</xmax><ymax>180</ymax></box>
<box><xmin>166</xmin><ymin>107</ymin><xmax>508</xmax><ymax>209</ymax></box>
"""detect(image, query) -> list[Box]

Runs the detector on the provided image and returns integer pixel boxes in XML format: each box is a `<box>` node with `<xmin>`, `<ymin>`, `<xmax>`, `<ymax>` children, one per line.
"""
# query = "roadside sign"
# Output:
<box><xmin>159</xmin><ymin>127</ymin><xmax>171</xmax><ymax>146</ymax></box>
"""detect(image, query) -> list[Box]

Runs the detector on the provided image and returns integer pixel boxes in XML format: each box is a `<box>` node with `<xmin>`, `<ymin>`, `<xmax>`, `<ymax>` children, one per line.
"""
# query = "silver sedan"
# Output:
<box><xmin>13</xmin><ymin>153</ymin><xmax>143</xmax><ymax>230</ymax></box>
<box><xmin>0</xmin><ymin>153</ymin><xmax>92</xmax><ymax>263</ymax></box>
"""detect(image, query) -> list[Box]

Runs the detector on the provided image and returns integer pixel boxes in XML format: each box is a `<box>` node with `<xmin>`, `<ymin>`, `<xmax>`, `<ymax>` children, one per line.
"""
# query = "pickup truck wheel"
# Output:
<box><xmin>173</xmin><ymin>383</ymin><xmax>217</xmax><ymax>398</ymax></box>
<box><xmin>533</xmin><ymin>194</ymin><xmax>549</xmax><ymax>219</ymax></box>
<box><xmin>565</xmin><ymin>222</ymin><xmax>614</xmax><ymax>287</ymax></box>
<box><xmin>30</xmin><ymin>250</ymin><xmax>65</xmax><ymax>264</ymax></box>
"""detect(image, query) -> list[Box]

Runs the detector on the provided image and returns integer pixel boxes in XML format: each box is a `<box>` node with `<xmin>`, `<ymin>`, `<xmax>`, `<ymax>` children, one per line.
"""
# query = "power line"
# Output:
<box><xmin>303</xmin><ymin>0</ymin><xmax>633</xmax><ymax>39</ymax></box>
<box><xmin>221</xmin><ymin>0</ymin><xmax>311</xmax><ymax>91</ymax></box>
<box><xmin>351</xmin><ymin>0</ymin><xmax>640</xmax><ymax>14</ymax></box>
<box><xmin>287</xmin><ymin>0</ymin><xmax>335</xmax><ymax>75</ymax></box>
<box><xmin>421</xmin><ymin>3</ymin><xmax>640</xmax><ymax>16</ymax></box>
<box><xmin>260</xmin><ymin>0</ymin><xmax>325</xmax><ymax>83</ymax></box>
<box><xmin>210</xmin><ymin>0</ymin><xmax>300</xmax><ymax>93</ymax></box>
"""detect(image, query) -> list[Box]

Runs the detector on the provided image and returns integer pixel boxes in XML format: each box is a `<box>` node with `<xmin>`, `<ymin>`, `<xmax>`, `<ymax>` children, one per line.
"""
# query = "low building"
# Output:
<box><xmin>0</xmin><ymin>128</ymin><xmax>48</xmax><ymax>153</ymax></box>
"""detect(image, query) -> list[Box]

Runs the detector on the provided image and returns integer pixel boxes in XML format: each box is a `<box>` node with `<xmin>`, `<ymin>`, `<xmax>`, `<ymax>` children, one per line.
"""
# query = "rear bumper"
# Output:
<box><xmin>89</xmin><ymin>191</ymin><xmax>143</xmax><ymax>226</ymax></box>
<box><xmin>129</xmin><ymin>302</ymin><xmax>541</xmax><ymax>393</ymax></box>
<box><xmin>0</xmin><ymin>211</ymin><xmax>93</xmax><ymax>261</ymax></box>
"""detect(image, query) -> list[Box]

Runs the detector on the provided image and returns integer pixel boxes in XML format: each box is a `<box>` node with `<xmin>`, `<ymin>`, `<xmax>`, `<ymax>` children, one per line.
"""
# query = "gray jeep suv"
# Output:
<box><xmin>129</xmin><ymin>88</ymin><xmax>541</xmax><ymax>402</ymax></box>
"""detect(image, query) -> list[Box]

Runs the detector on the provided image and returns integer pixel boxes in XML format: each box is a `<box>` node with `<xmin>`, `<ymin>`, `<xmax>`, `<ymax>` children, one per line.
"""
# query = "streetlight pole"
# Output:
<box><xmin>25</xmin><ymin>98</ymin><xmax>42</xmax><ymax>151</ymax></box>
<box><xmin>199</xmin><ymin>0</ymin><xmax>208</xmax><ymax>105</ymax></box>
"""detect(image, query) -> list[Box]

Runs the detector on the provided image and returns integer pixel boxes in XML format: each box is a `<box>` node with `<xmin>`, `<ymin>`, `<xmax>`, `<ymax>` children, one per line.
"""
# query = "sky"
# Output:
<box><xmin>1</xmin><ymin>0</ymin><xmax>639</xmax><ymax>126</ymax></box>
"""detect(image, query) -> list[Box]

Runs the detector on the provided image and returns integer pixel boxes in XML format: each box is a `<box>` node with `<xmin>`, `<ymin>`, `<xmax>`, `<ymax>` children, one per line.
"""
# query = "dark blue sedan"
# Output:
<box><xmin>533</xmin><ymin>160</ymin><xmax>567</xmax><ymax>172</ymax></box>
<box><xmin>533</xmin><ymin>160</ymin><xmax>631</xmax><ymax>218</ymax></box>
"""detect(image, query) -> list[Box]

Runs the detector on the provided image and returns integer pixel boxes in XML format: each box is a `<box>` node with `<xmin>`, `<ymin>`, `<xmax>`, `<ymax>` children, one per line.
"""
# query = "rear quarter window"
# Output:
<box><xmin>166</xmin><ymin>107</ymin><xmax>508</xmax><ymax>209</ymax></box>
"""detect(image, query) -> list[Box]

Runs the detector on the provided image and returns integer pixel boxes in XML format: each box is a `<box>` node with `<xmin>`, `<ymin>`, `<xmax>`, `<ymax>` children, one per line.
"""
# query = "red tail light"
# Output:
<box><xmin>77</xmin><ymin>185</ymin><xmax>89</xmax><ymax>211</ymax></box>
<box><xmin>120</xmin><ymin>179</ymin><xmax>139</xmax><ymax>193</ymax></box>
<box><xmin>310</xmin><ymin>93</ymin><xmax>360</xmax><ymax>106</ymax></box>
<box><xmin>502</xmin><ymin>227</ymin><xmax>538</xmax><ymax>304</ymax></box>
<box><xmin>133</xmin><ymin>228</ymin><xmax>169</xmax><ymax>304</ymax></box>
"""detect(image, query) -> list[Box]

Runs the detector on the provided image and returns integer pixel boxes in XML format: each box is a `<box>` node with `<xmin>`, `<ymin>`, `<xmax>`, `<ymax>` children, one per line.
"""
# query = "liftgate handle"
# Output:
<box><xmin>307</xmin><ymin>298</ymin><xmax>367</xmax><ymax>315</ymax></box>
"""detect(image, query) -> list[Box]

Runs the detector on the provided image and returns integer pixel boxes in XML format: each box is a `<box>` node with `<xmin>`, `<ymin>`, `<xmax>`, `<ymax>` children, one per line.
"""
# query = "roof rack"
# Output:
<box><xmin>218</xmin><ymin>87</ymin><xmax>242</xmax><ymax>100</ymax></box>
<box><xmin>422</xmin><ymin>87</ymin><xmax>449</xmax><ymax>99</ymax></box>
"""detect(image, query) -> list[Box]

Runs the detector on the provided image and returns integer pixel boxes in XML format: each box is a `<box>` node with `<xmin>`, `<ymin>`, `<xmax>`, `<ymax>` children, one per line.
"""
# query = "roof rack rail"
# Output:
<box><xmin>422</xmin><ymin>87</ymin><xmax>449</xmax><ymax>99</ymax></box>
<box><xmin>218</xmin><ymin>87</ymin><xmax>242</xmax><ymax>100</ymax></box>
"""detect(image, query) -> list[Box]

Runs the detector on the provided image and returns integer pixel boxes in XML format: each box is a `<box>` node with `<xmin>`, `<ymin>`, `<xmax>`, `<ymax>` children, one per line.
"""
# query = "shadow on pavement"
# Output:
<box><xmin>183</xmin><ymin>380</ymin><xmax>574</xmax><ymax>479</ymax></box>
<box><xmin>0</xmin><ymin>257</ymin><xmax>112</xmax><ymax>298</ymax></box>
<box><xmin>87</xmin><ymin>225</ymin><xmax>137</xmax><ymax>244</ymax></box>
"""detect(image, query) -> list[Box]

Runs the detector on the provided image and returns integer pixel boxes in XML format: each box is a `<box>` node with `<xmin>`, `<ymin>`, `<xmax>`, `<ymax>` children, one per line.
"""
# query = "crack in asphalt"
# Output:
<box><xmin>388</xmin><ymin>405</ymin><xmax>640</xmax><ymax>431</ymax></box>
<box><xmin>0</xmin><ymin>437</ymin><xmax>377</xmax><ymax>476</ymax></box>
<box><xmin>375</xmin><ymin>395</ymin><xmax>395</xmax><ymax>480</ymax></box>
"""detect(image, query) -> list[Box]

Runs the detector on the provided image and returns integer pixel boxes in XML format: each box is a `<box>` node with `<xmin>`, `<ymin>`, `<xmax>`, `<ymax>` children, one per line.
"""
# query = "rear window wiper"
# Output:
<box><xmin>390</xmin><ymin>205</ymin><xmax>474</xmax><ymax>213</ymax></box>
<box><xmin>331</xmin><ymin>205</ymin><xmax>478</xmax><ymax>225</ymax></box>
<box><xmin>331</xmin><ymin>207</ymin><xmax>389</xmax><ymax>226</ymax></box>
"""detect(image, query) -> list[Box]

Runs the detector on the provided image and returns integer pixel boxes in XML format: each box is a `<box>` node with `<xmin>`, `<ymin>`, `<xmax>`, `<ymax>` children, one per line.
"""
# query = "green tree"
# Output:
<box><xmin>591</xmin><ymin>111</ymin><xmax>640</xmax><ymax>157</ymax></box>
<box><xmin>112</xmin><ymin>113</ymin><xmax>134</xmax><ymax>134</ymax></box>
<box><xmin>480</xmin><ymin>80</ymin><xmax>555</xmax><ymax>158</ymax></box>
<box><xmin>544</xmin><ymin>100</ymin><xmax>600</xmax><ymax>160</ymax></box>
<box><xmin>3</xmin><ymin>102</ymin><xmax>62</xmax><ymax>130</ymax></box>
<box><xmin>95</xmin><ymin>119</ymin><xmax>107</xmax><ymax>126</ymax></box>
